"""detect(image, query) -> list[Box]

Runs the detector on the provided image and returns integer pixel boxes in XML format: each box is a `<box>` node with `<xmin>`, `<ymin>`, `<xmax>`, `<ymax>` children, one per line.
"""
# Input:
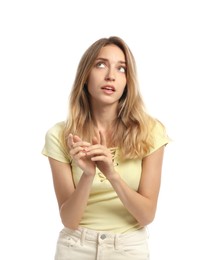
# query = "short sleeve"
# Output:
<box><xmin>144</xmin><ymin>120</ymin><xmax>170</xmax><ymax>157</ymax></box>
<box><xmin>41</xmin><ymin>121</ymin><xmax>70</xmax><ymax>163</ymax></box>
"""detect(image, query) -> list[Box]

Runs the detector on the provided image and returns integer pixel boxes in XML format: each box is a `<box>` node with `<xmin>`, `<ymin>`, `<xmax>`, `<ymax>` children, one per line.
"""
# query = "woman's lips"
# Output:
<box><xmin>101</xmin><ymin>85</ymin><xmax>116</xmax><ymax>94</ymax></box>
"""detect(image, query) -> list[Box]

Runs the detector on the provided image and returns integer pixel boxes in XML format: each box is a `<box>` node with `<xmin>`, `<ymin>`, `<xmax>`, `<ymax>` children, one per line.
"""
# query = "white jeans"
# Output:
<box><xmin>55</xmin><ymin>226</ymin><xmax>149</xmax><ymax>260</ymax></box>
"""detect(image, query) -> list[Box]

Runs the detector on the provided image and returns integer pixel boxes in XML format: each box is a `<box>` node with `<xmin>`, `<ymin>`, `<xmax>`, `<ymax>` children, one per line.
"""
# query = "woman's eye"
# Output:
<box><xmin>96</xmin><ymin>62</ymin><xmax>106</xmax><ymax>68</ymax></box>
<box><xmin>118</xmin><ymin>66</ymin><xmax>126</xmax><ymax>73</ymax></box>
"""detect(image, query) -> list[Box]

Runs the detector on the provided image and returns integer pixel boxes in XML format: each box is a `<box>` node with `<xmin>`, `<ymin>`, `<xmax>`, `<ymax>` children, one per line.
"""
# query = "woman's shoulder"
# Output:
<box><xmin>149</xmin><ymin>117</ymin><xmax>169</xmax><ymax>140</ymax></box>
<box><xmin>151</xmin><ymin>118</ymin><xmax>166</xmax><ymax>132</ymax></box>
<box><xmin>46</xmin><ymin>121</ymin><xmax>65</xmax><ymax>137</ymax></box>
<box><xmin>43</xmin><ymin>121</ymin><xmax>70</xmax><ymax>163</ymax></box>
<box><xmin>144</xmin><ymin>117</ymin><xmax>170</xmax><ymax>157</ymax></box>
<box><xmin>44</xmin><ymin>121</ymin><xmax>66</xmax><ymax>149</ymax></box>
<box><xmin>47</xmin><ymin>121</ymin><xmax>65</xmax><ymax>131</ymax></box>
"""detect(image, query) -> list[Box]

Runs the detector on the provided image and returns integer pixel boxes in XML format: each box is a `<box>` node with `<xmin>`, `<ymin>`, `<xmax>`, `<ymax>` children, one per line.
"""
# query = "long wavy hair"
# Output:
<box><xmin>63</xmin><ymin>36</ymin><xmax>157</xmax><ymax>159</ymax></box>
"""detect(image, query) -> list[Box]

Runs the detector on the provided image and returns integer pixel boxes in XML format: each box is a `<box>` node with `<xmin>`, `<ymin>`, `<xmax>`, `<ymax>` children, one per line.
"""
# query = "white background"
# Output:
<box><xmin>0</xmin><ymin>0</ymin><xmax>211</xmax><ymax>259</ymax></box>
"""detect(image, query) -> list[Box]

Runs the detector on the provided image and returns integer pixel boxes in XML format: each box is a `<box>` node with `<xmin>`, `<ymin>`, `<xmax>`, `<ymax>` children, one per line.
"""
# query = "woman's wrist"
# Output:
<box><xmin>82</xmin><ymin>170</ymin><xmax>96</xmax><ymax>179</ymax></box>
<box><xmin>106</xmin><ymin>170</ymin><xmax>120</xmax><ymax>183</ymax></box>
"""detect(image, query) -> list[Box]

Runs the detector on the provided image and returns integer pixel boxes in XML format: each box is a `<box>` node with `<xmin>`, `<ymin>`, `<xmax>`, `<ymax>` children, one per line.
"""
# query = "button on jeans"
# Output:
<box><xmin>54</xmin><ymin>226</ymin><xmax>149</xmax><ymax>260</ymax></box>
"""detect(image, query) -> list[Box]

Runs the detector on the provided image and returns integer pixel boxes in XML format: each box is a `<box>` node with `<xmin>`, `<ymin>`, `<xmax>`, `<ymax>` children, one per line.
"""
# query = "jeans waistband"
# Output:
<box><xmin>62</xmin><ymin>226</ymin><xmax>148</xmax><ymax>249</ymax></box>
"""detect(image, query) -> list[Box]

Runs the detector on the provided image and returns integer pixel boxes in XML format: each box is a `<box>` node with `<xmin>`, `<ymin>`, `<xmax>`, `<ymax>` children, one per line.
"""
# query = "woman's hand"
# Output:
<box><xmin>68</xmin><ymin>134</ymin><xmax>96</xmax><ymax>176</ymax></box>
<box><xmin>85</xmin><ymin>131</ymin><xmax>117</xmax><ymax>179</ymax></box>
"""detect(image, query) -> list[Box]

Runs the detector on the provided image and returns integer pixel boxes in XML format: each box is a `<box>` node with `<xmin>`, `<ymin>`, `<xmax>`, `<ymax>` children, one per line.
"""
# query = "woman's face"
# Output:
<box><xmin>87</xmin><ymin>44</ymin><xmax>127</xmax><ymax>107</ymax></box>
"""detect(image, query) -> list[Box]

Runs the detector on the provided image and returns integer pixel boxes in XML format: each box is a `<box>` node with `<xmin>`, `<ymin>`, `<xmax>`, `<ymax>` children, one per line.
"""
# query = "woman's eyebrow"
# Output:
<box><xmin>95</xmin><ymin>58</ymin><xmax>126</xmax><ymax>64</ymax></box>
<box><xmin>95</xmin><ymin>58</ymin><xmax>108</xmax><ymax>62</ymax></box>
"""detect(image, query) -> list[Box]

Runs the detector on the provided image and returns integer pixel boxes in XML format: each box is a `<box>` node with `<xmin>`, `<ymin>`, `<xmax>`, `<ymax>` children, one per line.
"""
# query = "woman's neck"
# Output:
<box><xmin>90</xmin><ymin>104</ymin><xmax>117</xmax><ymax>146</ymax></box>
<box><xmin>91</xmin><ymin>105</ymin><xmax>117</xmax><ymax>131</ymax></box>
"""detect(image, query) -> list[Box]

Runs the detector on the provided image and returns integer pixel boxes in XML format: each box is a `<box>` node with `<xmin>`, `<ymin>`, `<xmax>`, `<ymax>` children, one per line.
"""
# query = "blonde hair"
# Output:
<box><xmin>64</xmin><ymin>36</ymin><xmax>156</xmax><ymax>159</ymax></box>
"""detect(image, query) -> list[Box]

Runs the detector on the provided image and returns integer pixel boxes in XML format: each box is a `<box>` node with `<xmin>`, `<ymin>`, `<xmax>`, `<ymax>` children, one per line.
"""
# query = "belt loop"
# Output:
<box><xmin>114</xmin><ymin>234</ymin><xmax>119</xmax><ymax>250</ymax></box>
<box><xmin>145</xmin><ymin>226</ymin><xmax>150</xmax><ymax>239</ymax></box>
<box><xmin>81</xmin><ymin>228</ymin><xmax>86</xmax><ymax>246</ymax></box>
<box><xmin>97</xmin><ymin>232</ymin><xmax>102</xmax><ymax>245</ymax></box>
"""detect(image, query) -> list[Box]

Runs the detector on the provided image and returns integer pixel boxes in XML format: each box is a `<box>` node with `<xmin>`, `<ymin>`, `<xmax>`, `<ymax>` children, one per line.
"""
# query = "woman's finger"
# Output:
<box><xmin>99</xmin><ymin>131</ymin><xmax>106</xmax><ymax>146</ymax></box>
<box><xmin>69</xmin><ymin>146</ymin><xmax>85</xmax><ymax>156</ymax></box>
<box><xmin>73</xmin><ymin>135</ymin><xmax>82</xmax><ymax>142</ymax></box>
<box><xmin>68</xmin><ymin>134</ymin><xmax>90</xmax><ymax>149</ymax></box>
<box><xmin>67</xmin><ymin>134</ymin><xmax>74</xmax><ymax>149</ymax></box>
<box><xmin>92</xmin><ymin>136</ymin><xmax>99</xmax><ymax>145</ymax></box>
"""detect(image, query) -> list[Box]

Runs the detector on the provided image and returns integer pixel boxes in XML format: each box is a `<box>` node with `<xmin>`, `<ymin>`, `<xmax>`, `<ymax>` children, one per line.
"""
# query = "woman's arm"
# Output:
<box><xmin>86</xmin><ymin>132</ymin><xmax>166</xmax><ymax>228</ymax></box>
<box><xmin>107</xmin><ymin>146</ymin><xmax>165</xmax><ymax>226</ymax></box>
<box><xmin>48</xmin><ymin>134</ymin><xmax>98</xmax><ymax>229</ymax></box>
<box><xmin>49</xmin><ymin>158</ymin><xmax>95</xmax><ymax>229</ymax></box>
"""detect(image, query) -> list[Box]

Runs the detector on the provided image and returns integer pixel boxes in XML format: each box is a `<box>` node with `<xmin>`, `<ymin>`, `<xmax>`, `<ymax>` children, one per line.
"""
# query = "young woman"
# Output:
<box><xmin>42</xmin><ymin>36</ymin><xmax>169</xmax><ymax>260</ymax></box>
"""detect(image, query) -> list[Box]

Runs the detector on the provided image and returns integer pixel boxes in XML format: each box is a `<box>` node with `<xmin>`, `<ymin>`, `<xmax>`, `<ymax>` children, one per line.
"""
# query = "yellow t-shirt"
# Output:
<box><xmin>42</xmin><ymin>121</ymin><xmax>169</xmax><ymax>233</ymax></box>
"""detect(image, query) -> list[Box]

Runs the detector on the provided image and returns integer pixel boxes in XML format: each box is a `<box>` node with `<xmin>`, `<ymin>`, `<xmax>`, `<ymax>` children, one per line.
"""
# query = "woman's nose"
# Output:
<box><xmin>105</xmin><ymin>69</ymin><xmax>115</xmax><ymax>81</ymax></box>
